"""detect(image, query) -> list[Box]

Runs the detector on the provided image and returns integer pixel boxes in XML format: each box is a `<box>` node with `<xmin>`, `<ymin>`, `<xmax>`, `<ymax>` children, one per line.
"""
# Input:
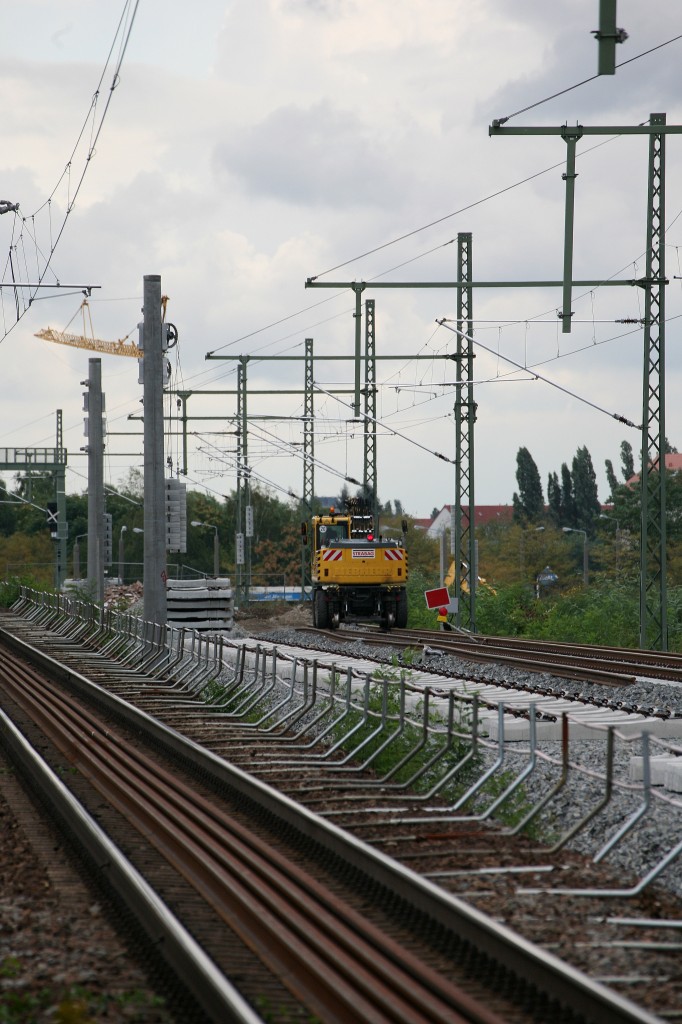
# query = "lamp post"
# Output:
<box><xmin>118</xmin><ymin>525</ymin><xmax>127</xmax><ymax>584</ymax></box>
<box><xmin>191</xmin><ymin>520</ymin><xmax>220</xmax><ymax>577</ymax></box>
<box><xmin>73</xmin><ymin>534</ymin><xmax>87</xmax><ymax>580</ymax></box>
<box><xmin>72</xmin><ymin>532</ymin><xmax>87</xmax><ymax>581</ymax></box>
<box><xmin>600</xmin><ymin>514</ymin><xmax>621</xmax><ymax>572</ymax></box>
<box><xmin>563</xmin><ymin>527</ymin><xmax>589</xmax><ymax>587</ymax></box>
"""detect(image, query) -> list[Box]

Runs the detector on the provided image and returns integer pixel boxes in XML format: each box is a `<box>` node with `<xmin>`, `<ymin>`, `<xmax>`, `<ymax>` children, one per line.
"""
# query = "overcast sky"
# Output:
<box><xmin>1</xmin><ymin>0</ymin><xmax>682</xmax><ymax>518</ymax></box>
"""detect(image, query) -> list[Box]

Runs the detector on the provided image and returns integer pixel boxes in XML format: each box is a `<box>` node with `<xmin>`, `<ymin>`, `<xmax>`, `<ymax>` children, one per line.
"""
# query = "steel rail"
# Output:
<box><xmin>0</xmin><ymin>648</ymin><xmax>504</xmax><ymax>1024</ymax></box>
<box><xmin>302</xmin><ymin>627</ymin><xmax>640</xmax><ymax>686</ymax></box>
<box><xmin>0</xmin><ymin>707</ymin><xmax>263</xmax><ymax>1024</ymax></box>
<box><xmin>0</xmin><ymin>621</ymin><xmax>661</xmax><ymax>1024</ymax></box>
<box><xmin>351</xmin><ymin>625</ymin><xmax>682</xmax><ymax>683</ymax></box>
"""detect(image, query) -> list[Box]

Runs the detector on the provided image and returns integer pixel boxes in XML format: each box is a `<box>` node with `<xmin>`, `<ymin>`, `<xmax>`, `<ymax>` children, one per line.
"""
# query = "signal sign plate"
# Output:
<box><xmin>424</xmin><ymin>586</ymin><xmax>450</xmax><ymax>610</ymax></box>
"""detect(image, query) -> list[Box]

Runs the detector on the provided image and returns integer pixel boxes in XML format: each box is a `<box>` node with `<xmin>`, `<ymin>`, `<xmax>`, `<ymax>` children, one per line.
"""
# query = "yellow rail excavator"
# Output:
<box><xmin>303</xmin><ymin>498</ymin><xmax>409</xmax><ymax>630</ymax></box>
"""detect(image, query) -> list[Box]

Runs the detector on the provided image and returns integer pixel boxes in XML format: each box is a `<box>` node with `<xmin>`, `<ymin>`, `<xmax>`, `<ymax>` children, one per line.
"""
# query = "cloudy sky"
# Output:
<box><xmin>1</xmin><ymin>0</ymin><xmax>682</xmax><ymax>519</ymax></box>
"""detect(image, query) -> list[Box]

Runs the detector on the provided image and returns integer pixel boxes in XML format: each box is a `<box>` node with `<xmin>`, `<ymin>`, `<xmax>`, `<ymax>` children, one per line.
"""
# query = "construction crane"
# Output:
<box><xmin>35</xmin><ymin>298</ymin><xmax>169</xmax><ymax>358</ymax></box>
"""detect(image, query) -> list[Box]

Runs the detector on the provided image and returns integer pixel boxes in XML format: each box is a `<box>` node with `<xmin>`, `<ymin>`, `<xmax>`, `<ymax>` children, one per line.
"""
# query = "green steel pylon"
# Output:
<box><xmin>453</xmin><ymin>234</ymin><xmax>477</xmax><ymax>630</ymax></box>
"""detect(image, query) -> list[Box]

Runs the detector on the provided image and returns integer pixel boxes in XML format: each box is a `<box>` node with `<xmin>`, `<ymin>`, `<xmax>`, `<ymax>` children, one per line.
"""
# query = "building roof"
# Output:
<box><xmin>421</xmin><ymin>504</ymin><xmax>513</xmax><ymax>536</ymax></box>
<box><xmin>627</xmin><ymin>452</ymin><xmax>682</xmax><ymax>485</ymax></box>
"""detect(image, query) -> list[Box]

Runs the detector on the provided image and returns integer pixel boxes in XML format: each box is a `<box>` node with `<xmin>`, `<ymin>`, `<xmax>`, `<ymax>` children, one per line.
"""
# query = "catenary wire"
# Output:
<box><xmin>313</xmin><ymin>382</ymin><xmax>456</xmax><ymax>465</ymax></box>
<box><xmin>308</xmin><ymin>134</ymin><xmax>625</xmax><ymax>281</ymax></box>
<box><xmin>0</xmin><ymin>0</ymin><xmax>140</xmax><ymax>344</ymax></box>
<box><xmin>494</xmin><ymin>32</ymin><xmax>682</xmax><ymax>126</ymax></box>
<box><xmin>437</xmin><ymin>319</ymin><xmax>640</xmax><ymax>430</ymax></box>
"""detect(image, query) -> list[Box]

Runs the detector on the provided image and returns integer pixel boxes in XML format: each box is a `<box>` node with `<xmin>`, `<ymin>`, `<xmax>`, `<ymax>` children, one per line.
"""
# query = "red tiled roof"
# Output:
<box><xmin>422</xmin><ymin>504</ymin><xmax>513</xmax><ymax>529</ymax></box>
<box><xmin>472</xmin><ymin>505</ymin><xmax>514</xmax><ymax>525</ymax></box>
<box><xmin>627</xmin><ymin>453</ymin><xmax>682</xmax><ymax>485</ymax></box>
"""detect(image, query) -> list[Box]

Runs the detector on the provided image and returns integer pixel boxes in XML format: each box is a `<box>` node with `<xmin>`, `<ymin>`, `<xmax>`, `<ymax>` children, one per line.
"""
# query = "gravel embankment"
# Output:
<box><xmin>0</xmin><ymin>747</ymin><xmax>175</xmax><ymax>1022</ymax></box>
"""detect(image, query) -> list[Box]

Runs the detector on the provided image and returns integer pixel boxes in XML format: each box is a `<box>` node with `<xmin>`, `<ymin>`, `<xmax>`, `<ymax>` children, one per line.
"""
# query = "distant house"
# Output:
<box><xmin>627</xmin><ymin>453</ymin><xmax>682</xmax><ymax>486</ymax></box>
<box><xmin>424</xmin><ymin>505</ymin><xmax>513</xmax><ymax>539</ymax></box>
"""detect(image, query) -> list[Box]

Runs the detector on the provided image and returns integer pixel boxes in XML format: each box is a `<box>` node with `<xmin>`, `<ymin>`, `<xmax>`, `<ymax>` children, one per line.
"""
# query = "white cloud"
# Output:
<box><xmin>1</xmin><ymin>0</ymin><xmax>682</xmax><ymax>517</ymax></box>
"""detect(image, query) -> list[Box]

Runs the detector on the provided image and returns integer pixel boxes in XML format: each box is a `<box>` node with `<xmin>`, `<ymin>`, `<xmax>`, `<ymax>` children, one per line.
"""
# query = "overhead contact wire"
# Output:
<box><xmin>437</xmin><ymin>319</ymin><xmax>640</xmax><ymax>429</ymax></box>
<box><xmin>494</xmin><ymin>32</ymin><xmax>682</xmax><ymax>125</ymax></box>
<box><xmin>313</xmin><ymin>382</ymin><xmax>456</xmax><ymax>465</ymax></box>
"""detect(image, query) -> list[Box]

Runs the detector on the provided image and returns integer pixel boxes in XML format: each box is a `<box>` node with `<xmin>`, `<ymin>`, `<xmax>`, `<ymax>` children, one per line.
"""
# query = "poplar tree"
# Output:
<box><xmin>513</xmin><ymin>447</ymin><xmax>544</xmax><ymax>523</ymax></box>
<box><xmin>572</xmin><ymin>446</ymin><xmax>601</xmax><ymax>536</ymax></box>
<box><xmin>620</xmin><ymin>440</ymin><xmax>635</xmax><ymax>481</ymax></box>
<box><xmin>547</xmin><ymin>471</ymin><xmax>562</xmax><ymax>525</ymax></box>
<box><xmin>605</xmin><ymin>459</ymin><xmax>619</xmax><ymax>498</ymax></box>
<box><xmin>560</xmin><ymin>463</ymin><xmax>577</xmax><ymax>528</ymax></box>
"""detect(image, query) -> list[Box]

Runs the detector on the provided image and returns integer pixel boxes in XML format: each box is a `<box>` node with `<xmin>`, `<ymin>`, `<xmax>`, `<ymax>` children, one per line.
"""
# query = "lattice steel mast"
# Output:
<box><xmin>362</xmin><ymin>300</ymin><xmax>378</xmax><ymax>523</ymax></box>
<box><xmin>640</xmin><ymin>114</ymin><xmax>667</xmax><ymax>649</ymax></box>
<box><xmin>453</xmin><ymin>234</ymin><xmax>477</xmax><ymax>629</ymax></box>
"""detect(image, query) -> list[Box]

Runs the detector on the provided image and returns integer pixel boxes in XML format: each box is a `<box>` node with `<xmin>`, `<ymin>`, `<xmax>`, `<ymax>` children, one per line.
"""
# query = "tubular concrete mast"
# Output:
<box><xmin>85</xmin><ymin>359</ymin><xmax>104</xmax><ymax>604</ymax></box>
<box><xmin>142</xmin><ymin>274</ymin><xmax>167</xmax><ymax>627</ymax></box>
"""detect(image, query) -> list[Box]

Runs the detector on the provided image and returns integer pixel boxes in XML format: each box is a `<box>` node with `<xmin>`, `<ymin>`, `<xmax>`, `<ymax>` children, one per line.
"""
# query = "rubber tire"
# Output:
<box><xmin>314</xmin><ymin>590</ymin><xmax>330</xmax><ymax>629</ymax></box>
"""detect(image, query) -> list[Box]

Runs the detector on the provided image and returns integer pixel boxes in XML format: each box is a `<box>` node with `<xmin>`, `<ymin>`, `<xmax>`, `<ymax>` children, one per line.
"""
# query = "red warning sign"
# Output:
<box><xmin>424</xmin><ymin>586</ymin><xmax>450</xmax><ymax>610</ymax></box>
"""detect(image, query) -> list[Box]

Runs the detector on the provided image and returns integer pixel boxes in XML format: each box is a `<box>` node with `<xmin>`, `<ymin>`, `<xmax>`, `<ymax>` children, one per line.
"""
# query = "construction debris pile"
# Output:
<box><xmin>103</xmin><ymin>580</ymin><xmax>144</xmax><ymax>610</ymax></box>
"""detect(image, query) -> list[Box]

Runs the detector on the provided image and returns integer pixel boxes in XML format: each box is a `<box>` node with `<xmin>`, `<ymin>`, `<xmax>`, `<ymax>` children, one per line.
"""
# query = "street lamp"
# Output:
<box><xmin>191</xmin><ymin>520</ymin><xmax>220</xmax><ymax>577</ymax></box>
<box><xmin>118</xmin><ymin>525</ymin><xmax>127</xmax><ymax>584</ymax></box>
<box><xmin>562</xmin><ymin>527</ymin><xmax>588</xmax><ymax>587</ymax></box>
<box><xmin>73</xmin><ymin>533</ymin><xmax>87</xmax><ymax>579</ymax></box>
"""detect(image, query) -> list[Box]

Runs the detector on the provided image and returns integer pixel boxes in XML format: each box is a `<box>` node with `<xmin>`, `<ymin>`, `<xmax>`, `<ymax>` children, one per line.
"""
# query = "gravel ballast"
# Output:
<box><xmin>241</xmin><ymin>618</ymin><xmax>682</xmax><ymax>903</ymax></box>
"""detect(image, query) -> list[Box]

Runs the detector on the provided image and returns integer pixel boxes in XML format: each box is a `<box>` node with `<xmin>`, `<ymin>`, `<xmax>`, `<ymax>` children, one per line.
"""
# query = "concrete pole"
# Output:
<box><xmin>142</xmin><ymin>275</ymin><xmax>167</xmax><ymax>625</ymax></box>
<box><xmin>118</xmin><ymin>525</ymin><xmax>127</xmax><ymax>584</ymax></box>
<box><xmin>213</xmin><ymin>526</ymin><xmax>220</xmax><ymax>577</ymax></box>
<box><xmin>55</xmin><ymin>410</ymin><xmax>68</xmax><ymax>589</ymax></box>
<box><xmin>86</xmin><ymin>358</ymin><xmax>104</xmax><ymax>604</ymax></box>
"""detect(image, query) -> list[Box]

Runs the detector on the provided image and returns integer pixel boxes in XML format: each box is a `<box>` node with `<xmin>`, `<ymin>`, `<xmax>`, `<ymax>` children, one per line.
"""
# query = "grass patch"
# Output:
<box><xmin>0</xmin><ymin>963</ymin><xmax>168</xmax><ymax>1023</ymax></box>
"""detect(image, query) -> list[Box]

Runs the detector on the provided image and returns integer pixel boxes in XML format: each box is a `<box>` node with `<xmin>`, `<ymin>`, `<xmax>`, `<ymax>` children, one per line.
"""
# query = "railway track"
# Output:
<box><xmin>1</xmin><ymin>644</ymin><xmax>502</xmax><ymax>1023</ymax></box>
<box><xmin>296</xmin><ymin>625</ymin><xmax>682</xmax><ymax>687</ymax></box>
<box><xmin>2</xmin><ymin>593</ymin><xmax>681</xmax><ymax>1022</ymax></box>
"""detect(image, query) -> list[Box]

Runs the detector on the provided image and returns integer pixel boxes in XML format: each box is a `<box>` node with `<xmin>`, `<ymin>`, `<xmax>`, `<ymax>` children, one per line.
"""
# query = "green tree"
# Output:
<box><xmin>621</xmin><ymin>440</ymin><xmax>635</xmax><ymax>481</ymax></box>
<box><xmin>605</xmin><ymin>459</ymin><xmax>619</xmax><ymax>499</ymax></box>
<box><xmin>560</xmin><ymin>463</ymin><xmax>576</xmax><ymax>528</ymax></box>
<box><xmin>547</xmin><ymin>471</ymin><xmax>562</xmax><ymax>526</ymax></box>
<box><xmin>254</xmin><ymin>520</ymin><xmax>301</xmax><ymax>581</ymax></box>
<box><xmin>572</xmin><ymin>446</ymin><xmax>600</xmax><ymax>536</ymax></box>
<box><xmin>0</xmin><ymin>477</ymin><xmax>17</xmax><ymax>536</ymax></box>
<box><xmin>512</xmin><ymin>447</ymin><xmax>544</xmax><ymax>523</ymax></box>
<box><xmin>120</xmin><ymin>467</ymin><xmax>144</xmax><ymax>498</ymax></box>
<box><xmin>337</xmin><ymin>484</ymin><xmax>350</xmax><ymax>509</ymax></box>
